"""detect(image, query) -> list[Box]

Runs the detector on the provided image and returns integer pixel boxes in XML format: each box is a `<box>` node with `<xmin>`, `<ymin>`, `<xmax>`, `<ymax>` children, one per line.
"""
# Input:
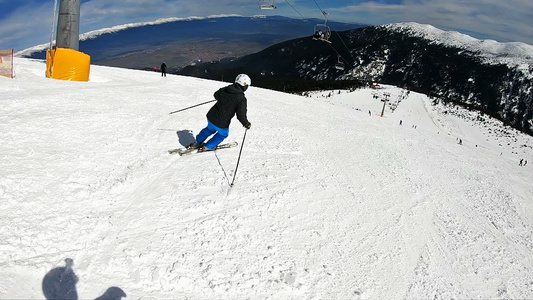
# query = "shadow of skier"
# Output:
<box><xmin>42</xmin><ymin>258</ymin><xmax>78</xmax><ymax>300</ymax></box>
<box><xmin>42</xmin><ymin>258</ymin><xmax>127</xmax><ymax>300</ymax></box>
<box><xmin>95</xmin><ymin>286</ymin><xmax>127</xmax><ymax>300</ymax></box>
<box><xmin>176</xmin><ymin>130</ymin><xmax>196</xmax><ymax>147</ymax></box>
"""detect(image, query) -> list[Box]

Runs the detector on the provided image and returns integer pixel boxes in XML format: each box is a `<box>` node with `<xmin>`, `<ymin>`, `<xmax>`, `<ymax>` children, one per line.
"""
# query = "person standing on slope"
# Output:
<box><xmin>161</xmin><ymin>62</ymin><xmax>167</xmax><ymax>77</ymax></box>
<box><xmin>189</xmin><ymin>74</ymin><xmax>252</xmax><ymax>151</ymax></box>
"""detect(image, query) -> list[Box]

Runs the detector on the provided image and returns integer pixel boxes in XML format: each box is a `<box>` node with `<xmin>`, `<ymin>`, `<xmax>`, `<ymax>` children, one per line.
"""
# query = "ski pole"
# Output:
<box><xmin>169</xmin><ymin>100</ymin><xmax>216</xmax><ymax>114</ymax></box>
<box><xmin>230</xmin><ymin>129</ymin><xmax>248</xmax><ymax>187</ymax></box>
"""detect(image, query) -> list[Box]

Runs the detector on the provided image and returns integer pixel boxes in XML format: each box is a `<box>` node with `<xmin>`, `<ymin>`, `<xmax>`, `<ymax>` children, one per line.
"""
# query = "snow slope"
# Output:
<box><xmin>1</xmin><ymin>59</ymin><xmax>533</xmax><ymax>299</ymax></box>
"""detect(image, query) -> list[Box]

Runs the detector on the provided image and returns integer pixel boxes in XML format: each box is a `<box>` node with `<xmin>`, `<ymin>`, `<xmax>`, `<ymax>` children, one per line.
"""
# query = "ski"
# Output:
<box><xmin>168</xmin><ymin>141</ymin><xmax>238</xmax><ymax>156</ymax></box>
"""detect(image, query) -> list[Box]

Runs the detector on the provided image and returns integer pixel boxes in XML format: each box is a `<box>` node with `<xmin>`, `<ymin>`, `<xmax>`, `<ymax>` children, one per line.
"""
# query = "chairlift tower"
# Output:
<box><xmin>56</xmin><ymin>0</ymin><xmax>81</xmax><ymax>50</ymax></box>
<box><xmin>381</xmin><ymin>92</ymin><xmax>390</xmax><ymax>117</ymax></box>
<box><xmin>46</xmin><ymin>0</ymin><xmax>90</xmax><ymax>82</ymax></box>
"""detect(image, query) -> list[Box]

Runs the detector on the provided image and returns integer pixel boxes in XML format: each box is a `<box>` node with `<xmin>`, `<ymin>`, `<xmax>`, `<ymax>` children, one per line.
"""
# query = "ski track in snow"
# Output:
<box><xmin>1</xmin><ymin>59</ymin><xmax>533</xmax><ymax>299</ymax></box>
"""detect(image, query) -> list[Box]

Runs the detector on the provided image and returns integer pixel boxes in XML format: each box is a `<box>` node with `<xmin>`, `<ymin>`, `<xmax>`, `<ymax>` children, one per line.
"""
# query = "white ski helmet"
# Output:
<box><xmin>235</xmin><ymin>74</ymin><xmax>251</xmax><ymax>87</ymax></box>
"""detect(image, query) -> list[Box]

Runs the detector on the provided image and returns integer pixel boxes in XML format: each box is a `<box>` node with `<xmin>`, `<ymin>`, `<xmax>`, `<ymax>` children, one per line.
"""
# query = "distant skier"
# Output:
<box><xmin>189</xmin><ymin>74</ymin><xmax>252</xmax><ymax>151</ymax></box>
<box><xmin>161</xmin><ymin>62</ymin><xmax>167</xmax><ymax>77</ymax></box>
<box><xmin>519</xmin><ymin>159</ymin><xmax>524</xmax><ymax>166</ymax></box>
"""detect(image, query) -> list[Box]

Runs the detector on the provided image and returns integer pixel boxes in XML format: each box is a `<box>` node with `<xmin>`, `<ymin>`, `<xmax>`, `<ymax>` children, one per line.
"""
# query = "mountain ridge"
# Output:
<box><xmin>383</xmin><ymin>23</ymin><xmax>533</xmax><ymax>66</ymax></box>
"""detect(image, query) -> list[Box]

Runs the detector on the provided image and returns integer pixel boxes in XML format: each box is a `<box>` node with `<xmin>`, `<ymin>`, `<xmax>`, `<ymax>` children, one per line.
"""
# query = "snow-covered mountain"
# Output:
<box><xmin>1</xmin><ymin>58</ymin><xmax>533</xmax><ymax>299</ymax></box>
<box><xmin>384</xmin><ymin>23</ymin><xmax>533</xmax><ymax>66</ymax></box>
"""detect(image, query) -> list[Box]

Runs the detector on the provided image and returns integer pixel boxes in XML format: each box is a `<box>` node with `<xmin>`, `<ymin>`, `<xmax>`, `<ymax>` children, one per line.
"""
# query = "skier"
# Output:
<box><xmin>161</xmin><ymin>62</ymin><xmax>167</xmax><ymax>77</ymax></box>
<box><xmin>189</xmin><ymin>74</ymin><xmax>252</xmax><ymax>151</ymax></box>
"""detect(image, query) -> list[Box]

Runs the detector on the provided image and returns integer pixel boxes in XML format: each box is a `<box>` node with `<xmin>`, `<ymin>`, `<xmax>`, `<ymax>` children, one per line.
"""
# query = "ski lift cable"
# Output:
<box><xmin>319</xmin><ymin>29</ymin><xmax>354</xmax><ymax>67</ymax></box>
<box><xmin>268</xmin><ymin>0</ymin><xmax>356</xmax><ymax>69</ymax></box>
<box><xmin>280</xmin><ymin>0</ymin><xmax>325</xmax><ymax>22</ymax></box>
<box><xmin>327</xmin><ymin>43</ymin><xmax>351</xmax><ymax>67</ymax></box>
<box><xmin>312</xmin><ymin>1</ymin><xmax>357</xmax><ymax>63</ymax></box>
<box><xmin>312</xmin><ymin>0</ymin><xmax>325</xmax><ymax>15</ymax></box>
<box><xmin>333</xmin><ymin>31</ymin><xmax>357</xmax><ymax>64</ymax></box>
<box><xmin>311</xmin><ymin>0</ymin><xmax>356</xmax><ymax>65</ymax></box>
<box><xmin>283</xmin><ymin>0</ymin><xmax>306</xmax><ymax>19</ymax></box>
<box><xmin>312</xmin><ymin>0</ymin><xmax>328</xmax><ymax>23</ymax></box>
<box><xmin>310</xmin><ymin>1</ymin><xmax>355</xmax><ymax>68</ymax></box>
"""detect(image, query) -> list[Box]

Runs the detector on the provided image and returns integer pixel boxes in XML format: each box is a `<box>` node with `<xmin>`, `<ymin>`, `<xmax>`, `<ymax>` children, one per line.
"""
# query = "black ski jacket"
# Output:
<box><xmin>207</xmin><ymin>83</ymin><xmax>250</xmax><ymax>129</ymax></box>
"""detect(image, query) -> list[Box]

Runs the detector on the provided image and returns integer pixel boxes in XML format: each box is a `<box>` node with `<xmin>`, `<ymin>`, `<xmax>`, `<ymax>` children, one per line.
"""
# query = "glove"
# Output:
<box><xmin>245</xmin><ymin>122</ymin><xmax>251</xmax><ymax>129</ymax></box>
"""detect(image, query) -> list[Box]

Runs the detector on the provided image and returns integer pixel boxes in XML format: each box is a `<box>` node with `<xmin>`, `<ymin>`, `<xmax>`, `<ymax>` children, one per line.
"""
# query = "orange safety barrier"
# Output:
<box><xmin>46</xmin><ymin>47</ymin><xmax>90</xmax><ymax>81</ymax></box>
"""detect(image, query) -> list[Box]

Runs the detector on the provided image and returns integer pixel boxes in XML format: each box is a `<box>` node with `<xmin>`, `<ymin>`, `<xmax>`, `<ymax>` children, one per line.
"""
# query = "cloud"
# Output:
<box><xmin>80</xmin><ymin>0</ymin><xmax>257</xmax><ymax>31</ymax></box>
<box><xmin>0</xmin><ymin>2</ymin><xmax>55</xmax><ymax>51</ymax></box>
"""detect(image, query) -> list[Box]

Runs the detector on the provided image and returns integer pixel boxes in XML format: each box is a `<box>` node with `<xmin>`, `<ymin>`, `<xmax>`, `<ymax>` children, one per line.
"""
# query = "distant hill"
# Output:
<box><xmin>177</xmin><ymin>23</ymin><xmax>533</xmax><ymax>135</ymax></box>
<box><xmin>17</xmin><ymin>15</ymin><xmax>364</xmax><ymax>71</ymax></box>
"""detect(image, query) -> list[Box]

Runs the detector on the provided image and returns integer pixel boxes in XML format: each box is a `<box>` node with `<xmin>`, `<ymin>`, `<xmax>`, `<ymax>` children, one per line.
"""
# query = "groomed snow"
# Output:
<box><xmin>1</xmin><ymin>58</ymin><xmax>532</xmax><ymax>299</ymax></box>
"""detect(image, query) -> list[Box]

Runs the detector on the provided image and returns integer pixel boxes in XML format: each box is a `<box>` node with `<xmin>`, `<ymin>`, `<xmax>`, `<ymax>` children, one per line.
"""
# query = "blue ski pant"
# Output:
<box><xmin>196</xmin><ymin>120</ymin><xmax>229</xmax><ymax>149</ymax></box>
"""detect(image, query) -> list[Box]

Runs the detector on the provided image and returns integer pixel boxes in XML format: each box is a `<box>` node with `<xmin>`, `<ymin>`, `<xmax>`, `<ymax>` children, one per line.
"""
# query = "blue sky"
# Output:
<box><xmin>1</xmin><ymin>0</ymin><xmax>532</xmax><ymax>52</ymax></box>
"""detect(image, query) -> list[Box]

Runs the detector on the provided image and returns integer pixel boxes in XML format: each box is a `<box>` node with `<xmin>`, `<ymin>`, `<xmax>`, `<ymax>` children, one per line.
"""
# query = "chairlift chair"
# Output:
<box><xmin>335</xmin><ymin>56</ymin><xmax>344</xmax><ymax>70</ymax></box>
<box><xmin>313</xmin><ymin>23</ymin><xmax>331</xmax><ymax>42</ymax></box>
<box><xmin>258</xmin><ymin>0</ymin><xmax>276</xmax><ymax>9</ymax></box>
